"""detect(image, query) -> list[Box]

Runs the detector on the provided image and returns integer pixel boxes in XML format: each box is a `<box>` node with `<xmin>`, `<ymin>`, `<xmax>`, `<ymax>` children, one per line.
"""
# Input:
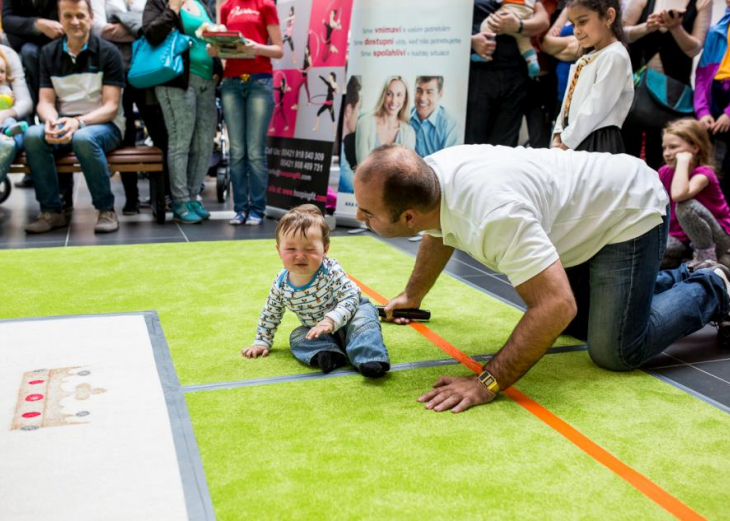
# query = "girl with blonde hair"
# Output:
<box><xmin>659</xmin><ymin>118</ymin><xmax>730</xmax><ymax>267</ymax></box>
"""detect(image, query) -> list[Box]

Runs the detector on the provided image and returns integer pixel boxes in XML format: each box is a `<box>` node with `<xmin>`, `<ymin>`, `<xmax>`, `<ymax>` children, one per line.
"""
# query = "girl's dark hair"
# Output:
<box><xmin>567</xmin><ymin>0</ymin><xmax>626</xmax><ymax>44</ymax></box>
<box><xmin>330</xmin><ymin>72</ymin><xmax>337</xmax><ymax>81</ymax></box>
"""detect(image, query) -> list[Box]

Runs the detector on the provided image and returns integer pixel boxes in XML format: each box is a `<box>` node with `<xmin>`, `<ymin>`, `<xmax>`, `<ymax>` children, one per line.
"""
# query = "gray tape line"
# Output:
<box><xmin>143</xmin><ymin>312</ymin><xmax>216</xmax><ymax>521</ymax></box>
<box><xmin>182</xmin><ymin>344</ymin><xmax>589</xmax><ymax>394</ymax></box>
<box><xmin>645</xmin><ymin>369</ymin><xmax>730</xmax><ymax>415</ymax></box>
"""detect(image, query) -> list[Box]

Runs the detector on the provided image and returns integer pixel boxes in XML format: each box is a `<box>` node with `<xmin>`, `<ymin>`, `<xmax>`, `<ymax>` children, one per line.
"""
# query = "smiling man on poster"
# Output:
<box><xmin>409</xmin><ymin>76</ymin><xmax>459</xmax><ymax>157</ymax></box>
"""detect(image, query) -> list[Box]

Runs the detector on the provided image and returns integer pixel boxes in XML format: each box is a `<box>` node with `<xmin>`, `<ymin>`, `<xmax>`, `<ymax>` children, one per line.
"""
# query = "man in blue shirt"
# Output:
<box><xmin>409</xmin><ymin>76</ymin><xmax>459</xmax><ymax>157</ymax></box>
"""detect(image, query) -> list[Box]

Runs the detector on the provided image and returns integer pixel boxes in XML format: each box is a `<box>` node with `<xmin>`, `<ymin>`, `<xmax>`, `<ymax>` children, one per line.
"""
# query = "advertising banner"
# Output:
<box><xmin>266</xmin><ymin>0</ymin><xmax>353</xmax><ymax>214</ymax></box>
<box><xmin>336</xmin><ymin>0</ymin><xmax>473</xmax><ymax>226</ymax></box>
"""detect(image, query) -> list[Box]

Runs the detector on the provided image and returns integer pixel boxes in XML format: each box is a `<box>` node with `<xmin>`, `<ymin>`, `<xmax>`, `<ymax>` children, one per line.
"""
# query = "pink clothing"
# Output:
<box><xmin>658</xmin><ymin>164</ymin><xmax>730</xmax><ymax>242</ymax></box>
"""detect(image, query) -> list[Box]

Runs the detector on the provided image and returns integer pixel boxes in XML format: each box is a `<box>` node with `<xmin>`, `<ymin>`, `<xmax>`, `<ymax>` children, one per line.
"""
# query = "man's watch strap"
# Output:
<box><xmin>477</xmin><ymin>369</ymin><xmax>500</xmax><ymax>393</ymax></box>
<box><xmin>76</xmin><ymin>117</ymin><xmax>87</xmax><ymax>128</ymax></box>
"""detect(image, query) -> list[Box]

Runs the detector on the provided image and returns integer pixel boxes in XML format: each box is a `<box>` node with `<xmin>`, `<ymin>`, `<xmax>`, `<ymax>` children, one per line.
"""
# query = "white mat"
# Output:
<box><xmin>0</xmin><ymin>315</ymin><xmax>189</xmax><ymax>521</ymax></box>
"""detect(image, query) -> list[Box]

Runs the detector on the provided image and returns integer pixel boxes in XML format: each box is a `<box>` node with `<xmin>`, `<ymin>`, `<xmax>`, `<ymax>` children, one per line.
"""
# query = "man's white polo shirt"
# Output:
<box><xmin>423</xmin><ymin>145</ymin><xmax>669</xmax><ymax>286</ymax></box>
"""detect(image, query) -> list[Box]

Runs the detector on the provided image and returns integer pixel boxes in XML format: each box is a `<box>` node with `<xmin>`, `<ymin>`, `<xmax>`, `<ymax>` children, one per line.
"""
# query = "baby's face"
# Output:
<box><xmin>277</xmin><ymin>225</ymin><xmax>327</xmax><ymax>280</ymax></box>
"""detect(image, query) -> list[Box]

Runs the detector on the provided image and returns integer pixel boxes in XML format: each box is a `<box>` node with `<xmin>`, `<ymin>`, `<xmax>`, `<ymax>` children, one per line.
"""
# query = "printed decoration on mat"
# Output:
<box><xmin>11</xmin><ymin>367</ymin><xmax>107</xmax><ymax>431</ymax></box>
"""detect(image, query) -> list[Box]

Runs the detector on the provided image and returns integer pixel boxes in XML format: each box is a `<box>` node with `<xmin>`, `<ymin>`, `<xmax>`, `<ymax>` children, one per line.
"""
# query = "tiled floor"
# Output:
<box><xmin>1</xmin><ymin>172</ymin><xmax>729</xmax><ymax>413</ymax></box>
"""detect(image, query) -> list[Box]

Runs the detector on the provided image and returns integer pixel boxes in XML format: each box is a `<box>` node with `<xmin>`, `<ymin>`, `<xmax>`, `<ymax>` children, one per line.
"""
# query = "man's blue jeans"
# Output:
<box><xmin>25</xmin><ymin>123</ymin><xmax>121</xmax><ymax>212</ymax></box>
<box><xmin>220</xmin><ymin>75</ymin><xmax>274</xmax><ymax>216</ymax></box>
<box><xmin>289</xmin><ymin>298</ymin><xmax>391</xmax><ymax>370</ymax></box>
<box><xmin>565</xmin><ymin>212</ymin><xmax>730</xmax><ymax>370</ymax></box>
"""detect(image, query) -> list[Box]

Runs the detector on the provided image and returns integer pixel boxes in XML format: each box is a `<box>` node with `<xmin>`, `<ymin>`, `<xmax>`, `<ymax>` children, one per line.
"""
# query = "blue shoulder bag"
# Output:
<box><xmin>128</xmin><ymin>30</ymin><xmax>193</xmax><ymax>89</ymax></box>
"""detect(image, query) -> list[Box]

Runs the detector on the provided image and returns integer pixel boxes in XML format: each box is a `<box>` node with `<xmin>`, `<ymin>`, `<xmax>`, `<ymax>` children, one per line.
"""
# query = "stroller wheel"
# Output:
<box><xmin>216</xmin><ymin>166</ymin><xmax>230</xmax><ymax>203</ymax></box>
<box><xmin>0</xmin><ymin>177</ymin><xmax>11</xmax><ymax>204</ymax></box>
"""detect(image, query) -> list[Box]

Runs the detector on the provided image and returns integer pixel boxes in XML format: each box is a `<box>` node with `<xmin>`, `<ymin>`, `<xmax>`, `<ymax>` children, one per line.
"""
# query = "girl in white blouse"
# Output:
<box><xmin>552</xmin><ymin>0</ymin><xmax>634</xmax><ymax>153</ymax></box>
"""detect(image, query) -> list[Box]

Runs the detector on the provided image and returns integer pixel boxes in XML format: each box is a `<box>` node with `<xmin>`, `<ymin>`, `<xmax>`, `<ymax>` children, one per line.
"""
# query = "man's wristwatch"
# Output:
<box><xmin>517</xmin><ymin>19</ymin><xmax>524</xmax><ymax>34</ymax></box>
<box><xmin>477</xmin><ymin>368</ymin><xmax>500</xmax><ymax>394</ymax></box>
<box><xmin>76</xmin><ymin>117</ymin><xmax>87</xmax><ymax>129</ymax></box>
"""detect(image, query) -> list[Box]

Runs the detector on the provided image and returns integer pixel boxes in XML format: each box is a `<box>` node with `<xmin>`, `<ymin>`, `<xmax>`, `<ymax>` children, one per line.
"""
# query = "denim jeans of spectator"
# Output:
<box><xmin>156</xmin><ymin>74</ymin><xmax>217</xmax><ymax>204</ymax></box>
<box><xmin>465</xmin><ymin>65</ymin><xmax>528</xmax><ymax>146</ymax></box>
<box><xmin>289</xmin><ymin>298</ymin><xmax>390</xmax><ymax>370</ymax></box>
<box><xmin>564</xmin><ymin>212</ymin><xmax>730</xmax><ymax>371</ymax></box>
<box><xmin>0</xmin><ymin>117</ymin><xmax>23</xmax><ymax>183</ymax></box>
<box><xmin>19</xmin><ymin>42</ymin><xmax>40</xmax><ymax>109</ymax></box>
<box><xmin>25</xmin><ymin>123</ymin><xmax>121</xmax><ymax>212</ymax></box>
<box><xmin>220</xmin><ymin>75</ymin><xmax>274</xmax><ymax>215</ymax></box>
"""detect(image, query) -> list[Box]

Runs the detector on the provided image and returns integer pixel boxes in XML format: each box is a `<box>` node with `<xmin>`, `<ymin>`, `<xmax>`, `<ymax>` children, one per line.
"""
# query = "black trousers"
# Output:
<box><xmin>622</xmin><ymin>125</ymin><xmax>664</xmax><ymax>170</ymax></box>
<box><xmin>120</xmin><ymin>86</ymin><xmax>170</xmax><ymax>204</ymax></box>
<box><xmin>465</xmin><ymin>65</ymin><xmax>528</xmax><ymax>146</ymax></box>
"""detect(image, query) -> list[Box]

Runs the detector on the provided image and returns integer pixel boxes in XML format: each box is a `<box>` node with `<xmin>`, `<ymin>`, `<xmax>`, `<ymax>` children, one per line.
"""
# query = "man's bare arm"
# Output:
<box><xmin>484</xmin><ymin>260</ymin><xmax>577</xmax><ymax>389</ymax></box>
<box><xmin>384</xmin><ymin>234</ymin><xmax>454</xmax><ymax>321</ymax></box>
<box><xmin>419</xmin><ymin>259</ymin><xmax>577</xmax><ymax>413</ymax></box>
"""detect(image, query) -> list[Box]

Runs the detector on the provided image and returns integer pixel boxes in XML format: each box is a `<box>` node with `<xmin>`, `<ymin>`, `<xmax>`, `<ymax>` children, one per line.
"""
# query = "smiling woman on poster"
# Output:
<box><xmin>355</xmin><ymin>75</ymin><xmax>415</xmax><ymax>165</ymax></box>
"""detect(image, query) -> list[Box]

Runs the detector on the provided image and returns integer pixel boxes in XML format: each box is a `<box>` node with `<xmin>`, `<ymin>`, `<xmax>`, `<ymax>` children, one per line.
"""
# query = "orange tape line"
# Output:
<box><xmin>349</xmin><ymin>274</ymin><xmax>706</xmax><ymax>521</ymax></box>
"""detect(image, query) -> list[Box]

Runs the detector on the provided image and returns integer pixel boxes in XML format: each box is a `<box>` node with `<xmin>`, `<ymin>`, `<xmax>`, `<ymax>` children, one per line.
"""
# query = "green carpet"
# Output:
<box><xmin>185</xmin><ymin>353</ymin><xmax>730</xmax><ymax>520</ymax></box>
<box><xmin>4</xmin><ymin>237</ymin><xmax>730</xmax><ymax>518</ymax></box>
<box><xmin>0</xmin><ymin>236</ymin><xmax>575</xmax><ymax>385</ymax></box>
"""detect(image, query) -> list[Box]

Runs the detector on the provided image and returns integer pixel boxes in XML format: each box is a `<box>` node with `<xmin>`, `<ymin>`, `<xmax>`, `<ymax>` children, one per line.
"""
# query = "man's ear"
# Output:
<box><xmin>402</xmin><ymin>209</ymin><xmax>418</xmax><ymax>229</ymax></box>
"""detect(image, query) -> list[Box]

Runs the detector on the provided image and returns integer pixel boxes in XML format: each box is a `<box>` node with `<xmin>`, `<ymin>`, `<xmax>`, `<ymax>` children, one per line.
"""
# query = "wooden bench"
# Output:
<box><xmin>8</xmin><ymin>146</ymin><xmax>167</xmax><ymax>224</ymax></box>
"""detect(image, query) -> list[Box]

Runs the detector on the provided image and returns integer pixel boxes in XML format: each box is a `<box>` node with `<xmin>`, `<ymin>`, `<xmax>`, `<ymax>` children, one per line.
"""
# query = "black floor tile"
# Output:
<box><xmin>0</xmin><ymin>238</ymin><xmax>67</xmax><ymax>249</ymax></box>
<box><xmin>660</xmin><ymin>326</ymin><xmax>730</xmax><ymax>365</ymax></box>
<box><xmin>65</xmin><ymin>208</ymin><xmax>186</xmax><ymax>247</ymax></box>
<box><xmin>641</xmin><ymin>325</ymin><xmax>723</xmax><ymax>369</ymax></box>
<box><xmin>180</xmin><ymin>217</ymin><xmax>276</xmax><ymax>242</ymax></box>
<box><xmin>700</xmin><ymin>360</ymin><xmax>730</xmax><ymax>382</ymax></box>
<box><xmin>647</xmin><ymin>364</ymin><xmax>730</xmax><ymax>409</ymax></box>
<box><xmin>444</xmin><ymin>258</ymin><xmax>489</xmax><ymax>278</ymax></box>
<box><xmin>451</xmin><ymin>250</ymin><xmax>508</xmax><ymax>279</ymax></box>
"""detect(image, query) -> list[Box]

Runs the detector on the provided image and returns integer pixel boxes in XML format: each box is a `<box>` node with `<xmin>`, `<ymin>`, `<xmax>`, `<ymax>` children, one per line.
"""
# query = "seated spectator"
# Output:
<box><xmin>0</xmin><ymin>44</ymin><xmax>32</xmax><ymax>187</ymax></box>
<box><xmin>409</xmin><ymin>76</ymin><xmax>459</xmax><ymax>157</ymax></box>
<box><xmin>355</xmin><ymin>75</ymin><xmax>415</xmax><ymax>165</ymax></box>
<box><xmin>143</xmin><ymin>0</ymin><xmax>222</xmax><ymax>225</ymax></box>
<box><xmin>2</xmin><ymin>0</ymin><xmax>62</xmax><ymax>188</ymax></box>
<box><xmin>659</xmin><ymin>119</ymin><xmax>730</xmax><ymax>268</ymax></box>
<box><xmin>25</xmin><ymin>0</ymin><xmax>125</xmax><ymax>234</ymax></box>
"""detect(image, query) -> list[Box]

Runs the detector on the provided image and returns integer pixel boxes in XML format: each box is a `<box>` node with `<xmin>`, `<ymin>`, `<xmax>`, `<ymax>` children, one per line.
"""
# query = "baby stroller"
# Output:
<box><xmin>207</xmin><ymin>94</ymin><xmax>231</xmax><ymax>203</ymax></box>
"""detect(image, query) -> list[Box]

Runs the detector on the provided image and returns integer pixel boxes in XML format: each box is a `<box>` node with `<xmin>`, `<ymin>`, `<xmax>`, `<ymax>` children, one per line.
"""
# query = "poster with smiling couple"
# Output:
<box><xmin>335</xmin><ymin>0</ymin><xmax>473</xmax><ymax>226</ymax></box>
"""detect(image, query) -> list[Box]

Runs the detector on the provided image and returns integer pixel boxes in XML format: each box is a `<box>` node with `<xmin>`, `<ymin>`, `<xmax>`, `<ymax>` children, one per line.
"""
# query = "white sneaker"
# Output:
<box><xmin>229</xmin><ymin>212</ymin><xmax>246</xmax><ymax>225</ymax></box>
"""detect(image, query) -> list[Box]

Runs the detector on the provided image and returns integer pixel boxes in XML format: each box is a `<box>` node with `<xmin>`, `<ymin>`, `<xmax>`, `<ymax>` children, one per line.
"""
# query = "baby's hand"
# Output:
<box><xmin>306</xmin><ymin>317</ymin><xmax>335</xmax><ymax>340</ymax></box>
<box><xmin>242</xmin><ymin>345</ymin><xmax>270</xmax><ymax>358</ymax></box>
<box><xmin>675</xmin><ymin>151</ymin><xmax>693</xmax><ymax>163</ymax></box>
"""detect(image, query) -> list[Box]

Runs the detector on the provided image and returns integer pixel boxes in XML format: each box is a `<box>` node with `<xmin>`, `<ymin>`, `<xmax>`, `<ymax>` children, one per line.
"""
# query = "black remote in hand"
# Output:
<box><xmin>376</xmin><ymin>306</ymin><xmax>431</xmax><ymax>321</ymax></box>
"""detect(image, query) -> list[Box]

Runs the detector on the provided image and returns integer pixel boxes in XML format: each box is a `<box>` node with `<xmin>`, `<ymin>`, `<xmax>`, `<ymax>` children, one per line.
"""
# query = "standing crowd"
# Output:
<box><xmin>0</xmin><ymin>0</ymin><xmax>283</xmax><ymax>233</ymax></box>
<box><xmin>469</xmin><ymin>0</ymin><xmax>730</xmax><ymax>269</ymax></box>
